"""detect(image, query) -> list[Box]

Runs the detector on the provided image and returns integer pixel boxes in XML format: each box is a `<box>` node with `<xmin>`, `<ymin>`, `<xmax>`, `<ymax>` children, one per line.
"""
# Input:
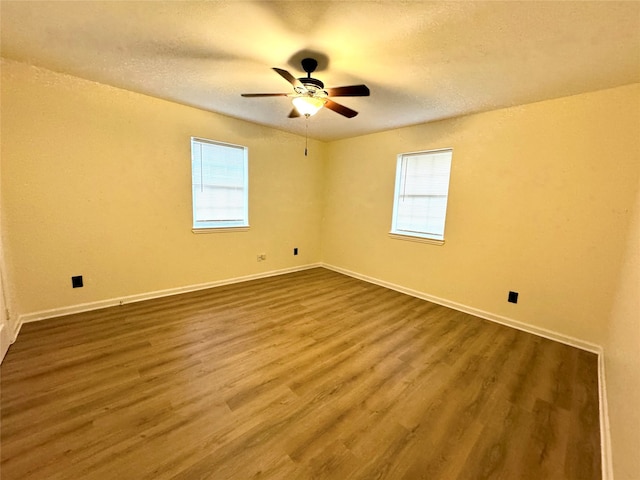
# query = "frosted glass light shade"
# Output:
<box><xmin>292</xmin><ymin>96</ymin><xmax>325</xmax><ymax>116</ymax></box>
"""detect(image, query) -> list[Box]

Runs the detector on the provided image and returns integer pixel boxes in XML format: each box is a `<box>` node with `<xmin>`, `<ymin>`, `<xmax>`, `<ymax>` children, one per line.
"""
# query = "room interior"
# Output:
<box><xmin>0</xmin><ymin>1</ymin><xmax>638</xmax><ymax>479</ymax></box>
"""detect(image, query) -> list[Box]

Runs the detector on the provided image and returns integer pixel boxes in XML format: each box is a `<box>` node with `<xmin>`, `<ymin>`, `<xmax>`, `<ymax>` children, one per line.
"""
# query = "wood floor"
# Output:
<box><xmin>1</xmin><ymin>268</ymin><xmax>601</xmax><ymax>480</ymax></box>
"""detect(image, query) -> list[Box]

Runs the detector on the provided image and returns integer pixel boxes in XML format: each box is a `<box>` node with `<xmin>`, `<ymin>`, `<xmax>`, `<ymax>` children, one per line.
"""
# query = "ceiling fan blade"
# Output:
<box><xmin>326</xmin><ymin>85</ymin><xmax>370</xmax><ymax>97</ymax></box>
<box><xmin>324</xmin><ymin>100</ymin><xmax>358</xmax><ymax>118</ymax></box>
<box><xmin>273</xmin><ymin>68</ymin><xmax>304</xmax><ymax>89</ymax></box>
<box><xmin>288</xmin><ymin>108</ymin><xmax>301</xmax><ymax>118</ymax></box>
<box><xmin>241</xmin><ymin>93</ymin><xmax>289</xmax><ymax>97</ymax></box>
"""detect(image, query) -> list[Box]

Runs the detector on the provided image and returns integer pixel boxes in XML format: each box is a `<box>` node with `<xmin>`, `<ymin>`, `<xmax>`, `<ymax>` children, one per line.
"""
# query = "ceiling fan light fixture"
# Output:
<box><xmin>241</xmin><ymin>58</ymin><xmax>368</xmax><ymax>119</ymax></box>
<box><xmin>292</xmin><ymin>96</ymin><xmax>325</xmax><ymax>116</ymax></box>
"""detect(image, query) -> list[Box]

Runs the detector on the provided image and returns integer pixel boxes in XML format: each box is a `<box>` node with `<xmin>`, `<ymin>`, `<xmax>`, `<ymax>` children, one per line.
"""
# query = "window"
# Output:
<box><xmin>390</xmin><ymin>148</ymin><xmax>452</xmax><ymax>243</ymax></box>
<box><xmin>191</xmin><ymin>137</ymin><xmax>248</xmax><ymax>231</ymax></box>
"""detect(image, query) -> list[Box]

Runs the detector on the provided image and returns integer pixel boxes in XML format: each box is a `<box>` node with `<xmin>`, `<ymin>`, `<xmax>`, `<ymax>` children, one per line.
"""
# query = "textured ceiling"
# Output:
<box><xmin>1</xmin><ymin>1</ymin><xmax>639</xmax><ymax>141</ymax></box>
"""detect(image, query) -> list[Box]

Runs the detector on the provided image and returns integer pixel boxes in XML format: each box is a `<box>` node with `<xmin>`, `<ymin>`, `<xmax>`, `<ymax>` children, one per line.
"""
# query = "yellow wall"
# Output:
<box><xmin>605</xmin><ymin>178</ymin><xmax>640</xmax><ymax>480</ymax></box>
<box><xmin>1</xmin><ymin>59</ymin><xmax>325</xmax><ymax>323</ymax></box>
<box><xmin>322</xmin><ymin>84</ymin><xmax>640</xmax><ymax>345</ymax></box>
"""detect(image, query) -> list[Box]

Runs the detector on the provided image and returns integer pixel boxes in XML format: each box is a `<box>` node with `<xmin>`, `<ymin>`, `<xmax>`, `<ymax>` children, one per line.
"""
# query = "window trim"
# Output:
<box><xmin>191</xmin><ymin>137</ymin><xmax>249</xmax><ymax>232</ymax></box>
<box><xmin>388</xmin><ymin>232</ymin><xmax>445</xmax><ymax>246</ymax></box>
<box><xmin>389</xmin><ymin>147</ymin><xmax>452</xmax><ymax>244</ymax></box>
<box><xmin>191</xmin><ymin>226</ymin><xmax>250</xmax><ymax>234</ymax></box>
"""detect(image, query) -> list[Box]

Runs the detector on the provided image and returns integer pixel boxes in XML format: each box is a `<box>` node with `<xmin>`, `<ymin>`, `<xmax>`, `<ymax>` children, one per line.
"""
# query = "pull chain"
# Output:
<box><xmin>304</xmin><ymin>114</ymin><xmax>309</xmax><ymax>156</ymax></box>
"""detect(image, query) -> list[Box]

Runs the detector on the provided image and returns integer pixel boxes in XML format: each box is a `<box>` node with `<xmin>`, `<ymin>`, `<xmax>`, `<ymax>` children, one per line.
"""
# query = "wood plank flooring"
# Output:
<box><xmin>1</xmin><ymin>267</ymin><xmax>601</xmax><ymax>479</ymax></box>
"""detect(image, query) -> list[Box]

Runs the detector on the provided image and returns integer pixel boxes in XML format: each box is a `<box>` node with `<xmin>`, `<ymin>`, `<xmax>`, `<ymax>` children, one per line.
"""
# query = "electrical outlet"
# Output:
<box><xmin>508</xmin><ymin>291</ymin><xmax>519</xmax><ymax>304</ymax></box>
<box><xmin>72</xmin><ymin>275</ymin><xmax>83</xmax><ymax>288</ymax></box>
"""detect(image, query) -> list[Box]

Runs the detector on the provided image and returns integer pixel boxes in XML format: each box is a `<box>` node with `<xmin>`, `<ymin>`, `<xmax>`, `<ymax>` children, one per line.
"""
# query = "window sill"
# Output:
<box><xmin>192</xmin><ymin>226</ymin><xmax>250</xmax><ymax>234</ymax></box>
<box><xmin>388</xmin><ymin>232</ymin><xmax>444</xmax><ymax>246</ymax></box>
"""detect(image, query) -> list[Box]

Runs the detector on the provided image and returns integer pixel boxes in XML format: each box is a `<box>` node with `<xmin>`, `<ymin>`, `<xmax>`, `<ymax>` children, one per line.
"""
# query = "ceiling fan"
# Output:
<box><xmin>241</xmin><ymin>58</ymin><xmax>370</xmax><ymax>118</ymax></box>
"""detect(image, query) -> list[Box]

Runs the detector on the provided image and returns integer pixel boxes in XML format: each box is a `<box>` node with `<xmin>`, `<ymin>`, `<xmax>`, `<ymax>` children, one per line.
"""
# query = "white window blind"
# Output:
<box><xmin>191</xmin><ymin>137</ymin><xmax>248</xmax><ymax>230</ymax></box>
<box><xmin>391</xmin><ymin>149</ymin><xmax>452</xmax><ymax>242</ymax></box>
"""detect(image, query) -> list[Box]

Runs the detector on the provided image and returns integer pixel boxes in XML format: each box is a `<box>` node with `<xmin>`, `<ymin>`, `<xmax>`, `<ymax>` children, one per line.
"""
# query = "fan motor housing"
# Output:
<box><xmin>299</xmin><ymin>77</ymin><xmax>324</xmax><ymax>90</ymax></box>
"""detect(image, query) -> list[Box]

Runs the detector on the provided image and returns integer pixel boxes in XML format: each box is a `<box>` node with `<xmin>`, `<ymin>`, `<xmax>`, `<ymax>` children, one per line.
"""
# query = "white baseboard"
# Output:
<box><xmin>16</xmin><ymin>263</ymin><xmax>321</xmax><ymax>329</ymax></box>
<box><xmin>0</xmin><ymin>323</ymin><xmax>10</xmax><ymax>363</ymax></box>
<box><xmin>599</xmin><ymin>354</ymin><xmax>614</xmax><ymax>480</ymax></box>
